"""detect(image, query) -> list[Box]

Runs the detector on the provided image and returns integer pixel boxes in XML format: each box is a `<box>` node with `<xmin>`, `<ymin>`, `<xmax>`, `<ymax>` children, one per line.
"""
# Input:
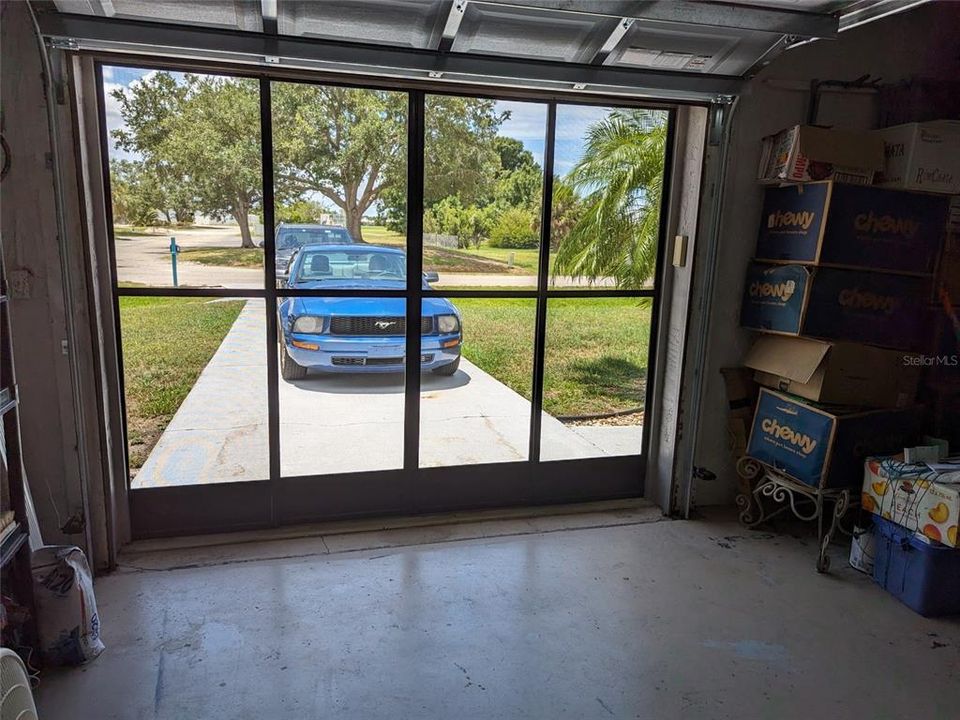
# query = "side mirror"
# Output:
<box><xmin>423</xmin><ymin>271</ymin><xmax>439</xmax><ymax>283</ymax></box>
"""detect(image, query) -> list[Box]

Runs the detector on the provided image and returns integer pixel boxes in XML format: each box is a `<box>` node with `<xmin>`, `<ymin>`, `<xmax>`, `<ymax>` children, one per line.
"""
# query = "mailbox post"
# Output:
<box><xmin>169</xmin><ymin>236</ymin><xmax>181</xmax><ymax>287</ymax></box>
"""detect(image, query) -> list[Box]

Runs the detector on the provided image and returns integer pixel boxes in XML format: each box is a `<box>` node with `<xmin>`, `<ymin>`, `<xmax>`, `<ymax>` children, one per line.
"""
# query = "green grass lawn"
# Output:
<box><xmin>119</xmin><ymin>295</ymin><xmax>244</xmax><ymax>468</ymax></box>
<box><xmin>359</xmin><ymin>225</ymin><xmax>404</xmax><ymax>245</ymax></box>
<box><xmin>113</xmin><ymin>225</ymin><xmax>167</xmax><ymax>238</ymax></box>
<box><xmin>179</xmin><ymin>247</ymin><xmax>264</xmax><ymax>268</ymax></box>
<box><xmin>456</xmin><ymin>297</ymin><xmax>651</xmax><ymax>417</ymax></box>
<box><xmin>457</xmin><ymin>245</ymin><xmax>548</xmax><ymax>272</ymax></box>
<box><xmin>362</xmin><ymin>225</ymin><xmax>547</xmax><ymax>273</ymax></box>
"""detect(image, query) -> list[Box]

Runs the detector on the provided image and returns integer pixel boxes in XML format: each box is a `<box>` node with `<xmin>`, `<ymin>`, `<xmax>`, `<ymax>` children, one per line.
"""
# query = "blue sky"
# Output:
<box><xmin>105</xmin><ymin>65</ymin><xmax>661</xmax><ymax>180</ymax></box>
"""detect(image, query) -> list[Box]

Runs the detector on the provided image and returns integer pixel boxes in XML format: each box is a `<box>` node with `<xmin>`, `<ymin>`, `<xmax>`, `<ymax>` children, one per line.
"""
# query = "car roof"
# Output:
<box><xmin>277</xmin><ymin>224</ymin><xmax>349</xmax><ymax>230</ymax></box>
<box><xmin>298</xmin><ymin>243</ymin><xmax>403</xmax><ymax>254</ymax></box>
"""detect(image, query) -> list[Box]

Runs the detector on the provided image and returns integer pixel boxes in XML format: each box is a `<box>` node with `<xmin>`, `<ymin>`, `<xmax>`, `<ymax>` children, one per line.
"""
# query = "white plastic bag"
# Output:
<box><xmin>30</xmin><ymin>546</ymin><xmax>105</xmax><ymax>665</ymax></box>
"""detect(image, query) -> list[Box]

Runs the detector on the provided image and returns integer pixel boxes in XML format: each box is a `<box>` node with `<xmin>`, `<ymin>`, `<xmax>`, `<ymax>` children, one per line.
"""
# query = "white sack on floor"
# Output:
<box><xmin>30</xmin><ymin>546</ymin><xmax>105</xmax><ymax>665</ymax></box>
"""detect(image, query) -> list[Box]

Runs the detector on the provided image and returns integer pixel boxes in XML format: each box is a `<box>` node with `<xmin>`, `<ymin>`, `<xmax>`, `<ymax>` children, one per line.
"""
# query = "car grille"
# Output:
<box><xmin>332</xmin><ymin>354</ymin><xmax>433</xmax><ymax>367</ymax></box>
<box><xmin>329</xmin><ymin>316</ymin><xmax>434</xmax><ymax>336</ymax></box>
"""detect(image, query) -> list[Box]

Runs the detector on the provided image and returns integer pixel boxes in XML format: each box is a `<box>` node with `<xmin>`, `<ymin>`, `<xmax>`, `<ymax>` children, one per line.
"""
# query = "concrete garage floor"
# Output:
<box><xmin>35</xmin><ymin>507</ymin><xmax>960</xmax><ymax>720</ymax></box>
<box><xmin>134</xmin><ymin>301</ymin><xmax>637</xmax><ymax>486</ymax></box>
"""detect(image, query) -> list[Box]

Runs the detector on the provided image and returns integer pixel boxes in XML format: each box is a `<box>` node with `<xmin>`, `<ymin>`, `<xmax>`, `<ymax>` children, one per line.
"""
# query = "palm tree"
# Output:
<box><xmin>553</xmin><ymin>110</ymin><xmax>667</xmax><ymax>289</ymax></box>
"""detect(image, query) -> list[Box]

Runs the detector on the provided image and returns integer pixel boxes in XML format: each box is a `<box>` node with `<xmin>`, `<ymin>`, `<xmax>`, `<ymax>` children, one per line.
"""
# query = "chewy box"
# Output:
<box><xmin>861</xmin><ymin>457</ymin><xmax>960</xmax><ymax>548</ymax></box>
<box><xmin>746</xmin><ymin>389</ymin><xmax>920</xmax><ymax>489</ymax></box>
<box><xmin>756</xmin><ymin>182</ymin><xmax>948</xmax><ymax>275</ymax></box>
<box><xmin>872</xmin><ymin>517</ymin><xmax>960</xmax><ymax>617</ymax></box>
<box><xmin>740</xmin><ymin>263</ymin><xmax>931</xmax><ymax>352</ymax></box>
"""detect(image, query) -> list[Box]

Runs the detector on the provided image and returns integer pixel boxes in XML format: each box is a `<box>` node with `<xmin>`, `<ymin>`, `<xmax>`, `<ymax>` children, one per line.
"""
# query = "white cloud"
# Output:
<box><xmin>101</xmin><ymin>68</ymin><xmax>166</xmax><ymax>162</ymax></box>
<box><xmin>555</xmin><ymin>105</ymin><xmax>616</xmax><ymax>141</ymax></box>
<box><xmin>497</xmin><ymin>100</ymin><xmax>548</xmax><ymax>141</ymax></box>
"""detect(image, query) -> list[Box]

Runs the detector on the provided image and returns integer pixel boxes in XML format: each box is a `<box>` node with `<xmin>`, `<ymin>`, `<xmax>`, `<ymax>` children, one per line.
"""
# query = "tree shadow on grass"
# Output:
<box><xmin>568</xmin><ymin>356</ymin><xmax>647</xmax><ymax>405</ymax></box>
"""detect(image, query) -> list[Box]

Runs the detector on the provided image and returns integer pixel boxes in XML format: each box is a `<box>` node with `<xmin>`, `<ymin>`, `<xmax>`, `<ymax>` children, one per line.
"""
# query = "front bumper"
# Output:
<box><xmin>285</xmin><ymin>332</ymin><xmax>461</xmax><ymax>373</ymax></box>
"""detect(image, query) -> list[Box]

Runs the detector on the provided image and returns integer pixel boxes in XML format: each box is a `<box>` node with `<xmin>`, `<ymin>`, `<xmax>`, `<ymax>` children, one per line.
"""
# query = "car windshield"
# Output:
<box><xmin>296</xmin><ymin>250</ymin><xmax>406</xmax><ymax>282</ymax></box>
<box><xmin>277</xmin><ymin>227</ymin><xmax>353</xmax><ymax>249</ymax></box>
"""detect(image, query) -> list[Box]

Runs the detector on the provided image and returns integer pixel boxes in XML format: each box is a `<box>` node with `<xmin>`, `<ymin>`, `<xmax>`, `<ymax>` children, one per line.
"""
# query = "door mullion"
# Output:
<box><xmin>260</xmin><ymin>78</ymin><xmax>281</xmax><ymax>524</ymax></box>
<box><xmin>404</xmin><ymin>90</ymin><xmax>425</xmax><ymax>471</ymax></box>
<box><xmin>528</xmin><ymin>102</ymin><xmax>557</xmax><ymax>464</ymax></box>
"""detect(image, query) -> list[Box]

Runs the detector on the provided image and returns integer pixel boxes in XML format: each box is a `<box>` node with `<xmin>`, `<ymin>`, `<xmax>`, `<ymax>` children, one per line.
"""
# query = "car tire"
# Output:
<box><xmin>432</xmin><ymin>355</ymin><xmax>460</xmax><ymax>376</ymax></box>
<box><xmin>280</xmin><ymin>338</ymin><xmax>308</xmax><ymax>381</ymax></box>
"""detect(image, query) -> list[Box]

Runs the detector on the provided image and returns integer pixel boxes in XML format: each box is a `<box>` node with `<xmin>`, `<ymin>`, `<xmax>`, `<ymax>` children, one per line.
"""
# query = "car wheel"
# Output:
<box><xmin>280</xmin><ymin>338</ymin><xmax>308</xmax><ymax>381</ymax></box>
<box><xmin>432</xmin><ymin>356</ymin><xmax>460</xmax><ymax>376</ymax></box>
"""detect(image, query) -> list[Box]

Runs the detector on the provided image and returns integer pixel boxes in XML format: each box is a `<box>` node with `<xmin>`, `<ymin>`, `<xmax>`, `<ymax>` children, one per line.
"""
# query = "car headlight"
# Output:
<box><xmin>293</xmin><ymin>315</ymin><xmax>324</xmax><ymax>333</ymax></box>
<box><xmin>437</xmin><ymin>314</ymin><xmax>460</xmax><ymax>333</ymax></box>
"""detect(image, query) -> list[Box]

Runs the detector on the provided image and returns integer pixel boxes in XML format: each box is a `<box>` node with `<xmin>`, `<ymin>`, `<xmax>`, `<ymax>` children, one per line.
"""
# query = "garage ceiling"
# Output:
<box><xmin>42</xmin><ymin>0</ymin><xmax>931</xmax><ymax>100</ymax></box>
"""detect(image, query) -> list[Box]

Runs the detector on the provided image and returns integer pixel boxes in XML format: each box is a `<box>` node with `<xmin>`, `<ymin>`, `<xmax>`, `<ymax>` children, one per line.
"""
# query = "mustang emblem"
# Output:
<box><xmin>375</xmin><ymin>320</ymin><xmax>396</xmax><ymax>329</ymax></box>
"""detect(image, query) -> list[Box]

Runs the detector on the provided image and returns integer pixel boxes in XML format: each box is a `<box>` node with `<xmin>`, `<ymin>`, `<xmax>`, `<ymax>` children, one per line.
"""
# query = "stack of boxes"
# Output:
<box><xmin>737</xmin><ymin>121</ymin><xmax>960</xmax><ymax>615</ymax></box>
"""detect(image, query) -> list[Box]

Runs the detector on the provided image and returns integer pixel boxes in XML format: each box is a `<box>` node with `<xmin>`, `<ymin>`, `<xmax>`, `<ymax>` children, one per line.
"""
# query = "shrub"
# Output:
<box><xmin>488</xmin><ymin>207</ymin><xmax>538</xmax><ymax>249</ymax></box>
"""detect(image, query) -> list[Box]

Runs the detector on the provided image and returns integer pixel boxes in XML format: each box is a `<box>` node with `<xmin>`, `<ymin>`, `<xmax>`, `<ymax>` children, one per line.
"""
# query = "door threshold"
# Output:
<box><xmin>119</xmin><ymin>498</ymin><xmax>663</xmax><ymax>569</ymax></box>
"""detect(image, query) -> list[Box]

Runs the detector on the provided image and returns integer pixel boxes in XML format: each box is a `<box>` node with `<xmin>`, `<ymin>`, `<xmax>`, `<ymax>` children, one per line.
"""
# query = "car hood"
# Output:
<box><xmin>287</xmin><ymin>295</ymin><xmax>458</xmax><ymax>319</ymax></box>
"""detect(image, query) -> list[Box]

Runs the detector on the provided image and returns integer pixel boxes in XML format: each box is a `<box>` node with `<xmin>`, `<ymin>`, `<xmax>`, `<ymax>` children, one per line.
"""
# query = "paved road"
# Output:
<box><xmin>115</xmin><ymin>226</ymin><xmax>263</xmax><ymax>288</ymax></box>
<box><xmin>115</xmin><ymin>225</ymin><xmax>616</xmax><ymax>289</ymax></box>
<box><xmin>132</xmin><ymin>300</ymin><xmax>641</xmax><ymax>487</ymax></box>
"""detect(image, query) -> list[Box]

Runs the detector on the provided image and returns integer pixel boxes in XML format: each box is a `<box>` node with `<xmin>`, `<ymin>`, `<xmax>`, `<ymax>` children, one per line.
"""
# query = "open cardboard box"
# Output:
<box><xmin>758</xmin><ymin>125</ymin><xmax>884</xmax><ymax>186</ymax></box>
<box><xmin>744</xmin><ymin>335</ymin><xmax>920</xmax><ymax>408</ymax></box>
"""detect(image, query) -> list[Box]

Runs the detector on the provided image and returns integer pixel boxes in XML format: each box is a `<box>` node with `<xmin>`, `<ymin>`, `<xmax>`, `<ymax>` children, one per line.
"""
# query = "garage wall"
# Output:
<box><xmin>1</xmin><ymin>1</ymin><xmax>112</xmax><ymax>563</ymax></box>
<box><xmin>690</xmin><ymin>1</ymin><xmax>960</xmax><ymax>507</ymax></box>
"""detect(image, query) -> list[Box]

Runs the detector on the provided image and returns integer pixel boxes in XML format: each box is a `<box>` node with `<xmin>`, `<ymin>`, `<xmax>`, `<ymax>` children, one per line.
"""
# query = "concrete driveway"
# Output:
<box><xmin>132</xmin><ymin>300</ymin><xmax>641</xmax><ymax>487</ymax></box>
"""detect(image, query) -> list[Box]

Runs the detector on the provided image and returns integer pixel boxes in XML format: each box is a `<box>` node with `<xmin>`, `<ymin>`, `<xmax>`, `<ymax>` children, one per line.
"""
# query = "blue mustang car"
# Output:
<box><xmin>278</xmin><ymin>244</ymin><xmax>462</xmax><ymax>380</ymax></box>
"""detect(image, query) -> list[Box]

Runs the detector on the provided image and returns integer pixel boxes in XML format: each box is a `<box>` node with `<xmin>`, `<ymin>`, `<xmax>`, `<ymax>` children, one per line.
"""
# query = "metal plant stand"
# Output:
<box><xmin>736</xmin><ymin>457</ymin><xmax>855</xmax><ymax>573</ymax></box>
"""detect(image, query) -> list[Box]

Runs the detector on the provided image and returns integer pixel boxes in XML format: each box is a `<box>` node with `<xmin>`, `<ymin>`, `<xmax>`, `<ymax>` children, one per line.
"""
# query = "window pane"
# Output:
<box><xmin>277</xmin><ymin>295</ymin><xmax>406</xmax><ymax>476</ymax></box>
<box><xmin>549</xmin><ymin>105</ymin><xmax>668</xmax><ymax>290</ymax></box>
<box><xmin>539</xmin><ymin>298</ymin><xmax>650</xmax><ymax>461</ymax></box>
<box><xmin>422</xmin><ymin>96</ymin><xmax>546</xmax><ymax>292</ymax></box>
<box><xmin>420</xmin><ymin>297</ymin><xmax>535</xmax><ymax>467</ymax></box>
<box><xmin>104</xmin><ymin>66</ymin><xmax>264</xmax><ymax>288</ymax></box>
<box><xmin>271</xmin><ymin>81</ymin><xmax>407</xmax><ymax>287</ymax></box>
<box><xmin>122</xmin><ymin>296</ymin><xmax>268</xmax><ymax>487</ymax></box>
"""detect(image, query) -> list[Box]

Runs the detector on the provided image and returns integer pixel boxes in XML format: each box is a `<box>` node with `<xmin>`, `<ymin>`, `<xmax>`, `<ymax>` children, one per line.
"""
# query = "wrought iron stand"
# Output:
<box><xmin>736</xmin><ymin>457</ymin><xmax>855</xmax><ymax>573</ymax></box>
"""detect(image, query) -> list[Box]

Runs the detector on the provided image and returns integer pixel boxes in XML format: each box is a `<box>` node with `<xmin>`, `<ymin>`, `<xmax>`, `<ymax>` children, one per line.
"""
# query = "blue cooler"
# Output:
<box><xmin>872</xmin><ymin>517</ymin><xmax>960</xmax><ymax>617</ymax></box>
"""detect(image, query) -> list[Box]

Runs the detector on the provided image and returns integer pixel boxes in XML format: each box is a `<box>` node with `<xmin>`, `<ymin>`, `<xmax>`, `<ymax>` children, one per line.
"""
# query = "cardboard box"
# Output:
<box><xmin>746</xmin><ymin>389</ymin><xmax>921</xmax><ymax>488</ymax></box>
<box><xmin>720</xmin><ymin>367</ymin><xmax>757</xmax><ymax>463</ymax></box>
<box><xmin>874</xmin><ymin>121</ymin><xmax>960</xmax><ymax>195</ymax></box>
<box><xmin>740</xmin><ymin>263</ymin><xmax>932</xmax><ymax>352</ymax></box>
<box><xmin>861</xmin><ymin>457</ymin><xmax>960</xmax><ymax>548</ymax></box>
<box><xmin>758</xmin><ymin>125</ymin><xmax>884</xmax><ymax>186</ymax></box>
<box><xmin>755</xmin><ymin>182</ymin><xmax>948</xmax><ymax>275</ymax></box>
<box><xmin>935</xmin><ymin>202</ymin><xmax>960</xmax><ymax>300</ymax></box>
<box><xmin>923</xmin><ymin>311</ymin><xmax>960</xmax><ymax>397</ymax></box>
<box><xmin>743</xmin><ymin>335</ymin><xmax>920</xmax><ymax>408</ymax></box>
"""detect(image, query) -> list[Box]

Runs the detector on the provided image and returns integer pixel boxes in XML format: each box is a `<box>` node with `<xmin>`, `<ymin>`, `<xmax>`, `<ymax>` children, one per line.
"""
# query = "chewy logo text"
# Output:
<box><xmin>767</xmin><ymin>210</ymin><xmax>816</xmax><ymax>231</ymax></box>
<box><xmin>838</xmin><ymin>287</ymin><xmax>900</xmax><ymax>314</ymax></box>
<box><xmin>749</xmin><ymin>279</ymin><xmax>796</xmax><ymax>301</ymax></box>
<box><xmin>854</xmin><ymin>211</ymin><xmax>920</xmax><ymax>238</ymax></box>
<box><xmin>761</xmin><ymin>418</ymin><xmax>818</xmax><ymax>456</ymax></box>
